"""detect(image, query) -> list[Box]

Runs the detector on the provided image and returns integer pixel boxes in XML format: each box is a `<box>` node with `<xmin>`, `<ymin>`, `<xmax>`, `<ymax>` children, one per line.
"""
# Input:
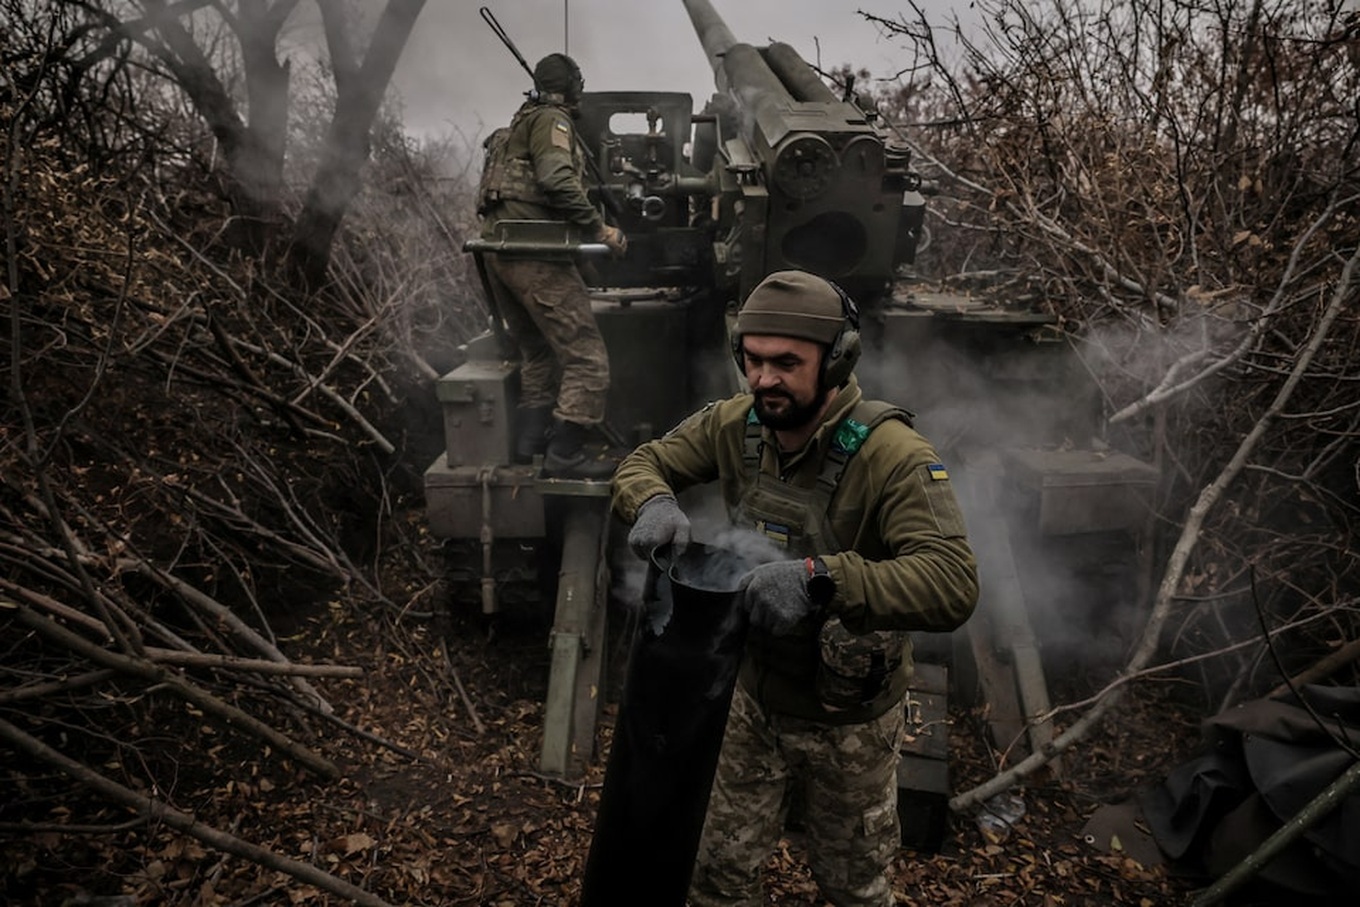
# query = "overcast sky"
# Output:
<box><xmin>385</xmin><ymin>0</ymin><xmax>968</xmax><ymax>142</ymax></box>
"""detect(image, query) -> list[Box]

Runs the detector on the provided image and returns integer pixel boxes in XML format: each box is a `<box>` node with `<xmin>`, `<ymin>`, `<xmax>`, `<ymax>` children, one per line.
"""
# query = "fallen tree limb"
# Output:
<box><xmin>1269</xmin><ymin>637</ymin><xmax>1360</xmax><ymax>698</ymax></box>
<box><xmin>14</xmin><ymin>603</ymin><xmax>339</xmax><ymax>779</ymax></box>
<box><xmin>0</xmin><ymin>817</ymin><xmax>148</xmax><ymax>834</ymax></box>
<box><xmin>0</xmin><ymin>580</ymin><xmax>110</xmax><ymax>636</ymax></box>
<box><xmin>122</xmin><ymin>559</ymin><xmax>337</xmax><ymax>715</ymax></box>
<box><xmin>279</xmin><ymin>688</ymin><xmax>429</xmax><ymax>764</ymax></box>
<box><xmin>0</xmin><ymin>716</ymin><xmax>395</xmax><ymax>907</ymax></box>
<box><xmin>440</xmin><ymin>635</ymin><xmax>485</xmax><ymax>736</ymax></box>
<box><xmin>142</xmin><ymin>648</ymin><xmax>364</xmax><ymax>677</ymax></box>
<box><xmin>0</xmin><ymin>668</ymin><xmax>118</xmax><ymax>704</ymax></box>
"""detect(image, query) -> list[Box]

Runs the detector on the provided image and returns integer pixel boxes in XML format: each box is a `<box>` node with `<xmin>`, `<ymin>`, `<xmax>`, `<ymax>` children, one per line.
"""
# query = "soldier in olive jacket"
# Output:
<box><xmin>477</xmin><ymin>53</ymin><xmax>625</xmax><ymax>479</ymax></box>
<box><xmin>613</xmin><ymin>270</ymin><xmax>979</xmax><ymax>907</ymax></box>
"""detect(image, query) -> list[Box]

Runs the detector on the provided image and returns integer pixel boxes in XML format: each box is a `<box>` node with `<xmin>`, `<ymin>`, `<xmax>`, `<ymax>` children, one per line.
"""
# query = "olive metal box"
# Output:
<box><xmin>1003</xmin><ymin>448</ymin><xmax>1159</xmax><ymax>536</ymax></box>
<box><xmin>423</xmin><ymin>455</ymin><xmax>545</xmax><ymax>539</ymax></box>
<box><xmin>897</xmin><ymin>661</ymin><xmax>951</xmax><ymax>853</ymax></box>
<box><xmin>436</xmin><ymin>359</ymin><xmax>518</xmax><ymax>467</ymax></box>
<box><xmin>427</xmin><ymin>359</ymin><xmax>546</xmax><ymax>541</ymax></box>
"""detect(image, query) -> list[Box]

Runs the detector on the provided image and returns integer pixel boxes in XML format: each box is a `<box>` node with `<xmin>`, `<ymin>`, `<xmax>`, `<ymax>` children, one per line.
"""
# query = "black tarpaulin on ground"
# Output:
<box><xmin>580</xmin><ymin>542</ymin><xmax>754</xmax><ymax>907</ymax></box>
<box><xmin>1141</xmin><ymin>685</ymin><xmax>1360</xmax><ymax>898</ymax></box>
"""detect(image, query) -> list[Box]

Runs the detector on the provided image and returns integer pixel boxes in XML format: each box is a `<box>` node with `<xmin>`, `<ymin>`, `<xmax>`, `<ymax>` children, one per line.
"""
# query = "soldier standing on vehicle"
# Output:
<box><xmin>612</xmin><ymin>270</ymin><xmax>979</xmax><ymax>906</ymax></box>
<box><xmin>477</xmin><ymin>53</ymin><xmax>626</xmax><ymax>480</ymax></box>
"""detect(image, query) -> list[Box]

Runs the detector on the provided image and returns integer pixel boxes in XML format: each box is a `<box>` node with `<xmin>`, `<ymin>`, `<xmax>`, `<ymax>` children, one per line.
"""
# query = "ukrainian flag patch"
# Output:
<box><xmin>927</xmin><ymin>463</ymin><xmax>950</xmax><ymax>481</ymax></box>
<box><xmin>550</xmin><ymin>119</ymin><xmax>572</xmax><ymax>149</ymax></box>
<box><xmin>756</xmin><ymin>520</ymin><xmax>790</xmax><ymax>547</ymax></box>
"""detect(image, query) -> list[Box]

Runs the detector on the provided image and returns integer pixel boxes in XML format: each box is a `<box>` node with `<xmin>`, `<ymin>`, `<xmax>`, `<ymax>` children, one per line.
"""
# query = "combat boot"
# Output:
<box><xmin>514</xmin><ymin>404</ymin><xmax>553</xmax><ymax>464</ymax></box>
<box><xmin>543</xmin><ymin>420</ymin><xmax>616</xmax><ymax>480</ymax></box>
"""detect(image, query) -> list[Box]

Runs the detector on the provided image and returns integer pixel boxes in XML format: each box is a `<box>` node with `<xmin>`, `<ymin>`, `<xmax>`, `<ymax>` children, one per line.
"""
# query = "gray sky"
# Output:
<box><xmin>388</xmin><ymin>0</ymin><xmax>965</xmax><ymax>141</ymax></box>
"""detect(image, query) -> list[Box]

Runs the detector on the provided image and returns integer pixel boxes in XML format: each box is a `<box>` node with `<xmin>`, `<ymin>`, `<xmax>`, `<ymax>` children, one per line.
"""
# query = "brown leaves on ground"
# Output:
<box><xmin>1</xmin><ymin>571</ymin><xmax>1202</xmax><ymax>905</ymax></box>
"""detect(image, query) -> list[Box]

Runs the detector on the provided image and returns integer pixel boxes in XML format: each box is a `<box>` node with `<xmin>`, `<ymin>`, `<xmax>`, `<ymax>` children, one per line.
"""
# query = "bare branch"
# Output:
<box><xmin>0</xmin><ymin>716</ymin><xmax>395</xmax><ymax>907</ymax></box>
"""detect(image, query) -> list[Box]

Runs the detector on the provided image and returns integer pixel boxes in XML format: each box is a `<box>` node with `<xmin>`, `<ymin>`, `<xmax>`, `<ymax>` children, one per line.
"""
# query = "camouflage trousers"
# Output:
<box><xmin>483</xmin><ymin>255</ymin><xmax>609</xmax><ymax>425</ymax></box>
<box><xmin>689</xmin><ymin>684</ymin><xmax>905</xmax><ymax>907</ymax></box>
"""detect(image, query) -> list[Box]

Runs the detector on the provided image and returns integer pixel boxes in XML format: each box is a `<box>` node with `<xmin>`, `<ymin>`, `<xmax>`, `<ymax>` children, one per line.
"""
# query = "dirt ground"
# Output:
<box><xmin>2</xmin><ymin>524</ymin><xmax>1226</xmax><ymax>907</ymax></box>
<box><xmin>257</xmin><ymin>560</ymin><xmax>1213</xmax><ymax>907</ymax></box>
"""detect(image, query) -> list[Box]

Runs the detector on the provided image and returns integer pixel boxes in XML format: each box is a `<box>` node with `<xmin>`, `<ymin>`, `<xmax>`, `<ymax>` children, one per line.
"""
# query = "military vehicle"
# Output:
<box><xmin>427</xmin><ymin>0</ymin><xmax>1157</xmax><ymax>847</ymax></box>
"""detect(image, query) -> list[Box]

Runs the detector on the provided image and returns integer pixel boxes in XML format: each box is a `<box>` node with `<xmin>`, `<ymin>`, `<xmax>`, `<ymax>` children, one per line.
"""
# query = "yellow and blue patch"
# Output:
<box><xmin>756</xmin><ymin>520</ymin><xmax>790</xmax><ymax>547</ymax></box>
<box><xmin>927</xmin><ymin>463</ymin><xmax>950</xmax><ymax>481</ymax></box>
<box><xmin>550</xmin><ymin>118</ymin><xmax>572</xmax><ymax>150</ymax></box>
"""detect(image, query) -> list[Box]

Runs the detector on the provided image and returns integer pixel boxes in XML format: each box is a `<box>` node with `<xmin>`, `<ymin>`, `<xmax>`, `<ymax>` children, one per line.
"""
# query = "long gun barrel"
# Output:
<box><xmin>679</xmin><ymin>0</ymin><xmax>921</xmax><ymax>304</ymax></box>
<box><xmin>684</xmin><ymin>0</ymin><xmax>838</xmax><ymax>103</ymax></box>
<box><xmin>683</xmin><ymin>0</ymin><xmax>739</xmax><ymax>82</ymax></box>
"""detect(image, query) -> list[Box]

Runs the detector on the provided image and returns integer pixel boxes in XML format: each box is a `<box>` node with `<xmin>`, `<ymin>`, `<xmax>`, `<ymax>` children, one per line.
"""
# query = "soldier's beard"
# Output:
<box><xmin>754</xmin><ymin>386</ymin><xmax>828</xmax><ymax>431</ymax></box>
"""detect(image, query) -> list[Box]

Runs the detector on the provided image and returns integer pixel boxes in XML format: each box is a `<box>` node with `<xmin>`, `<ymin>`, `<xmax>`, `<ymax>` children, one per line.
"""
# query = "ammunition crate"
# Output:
<box><xmin>436</xmin><ymin>360</ymin><xmax>518</xmax><ymax>467</ymax></box>
<box><xmin>1004</xmin><ymin>448</ymin><xmax>1159</xmax><ymax>536</ymax></box>
<box><xmin>423</xmin><ymin>455</ymin><xmax>544</xmax><ymax>539</ymax></box>
<box><xmin>898</xmin><ymin>661</ymin><xmax>951</xmax><ymax>853</ymax></box>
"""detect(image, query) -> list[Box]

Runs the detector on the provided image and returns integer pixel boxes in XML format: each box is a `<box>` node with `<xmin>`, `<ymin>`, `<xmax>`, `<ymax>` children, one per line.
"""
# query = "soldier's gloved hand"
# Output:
<box><xmin>627</xmin><ymin>494</ymin><xmax>690</xmax><ymax>558</ymax></box>
<box><xmin>598</xmin><ymin>224</ymin><xmax>628</xmax><ymax>257</ymax></box>
<box><xmin>740</xmin><ymin>561</ymin><xmax>817</xmax><ymax>635</ymax></box>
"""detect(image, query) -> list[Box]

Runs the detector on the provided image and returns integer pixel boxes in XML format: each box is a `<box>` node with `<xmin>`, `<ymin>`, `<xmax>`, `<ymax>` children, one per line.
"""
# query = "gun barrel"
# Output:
<box><xmin>765</xmin><ymin>42</ymin><xmax>838</xmax><ymax>103</ymax></box>
<box><xmin>685</xmin><ymin>0</ymin><xmax>791</xmax><ymax>108</ymax></box>
<box><xmin>679</xmin><ymin>0</ymin><xmax>917</xmax><ymax>304</ymax></box>
<box><xmin>681</xmin><ymin>0</ymin><xmax>738</xmax><ymax>84</ymax></box>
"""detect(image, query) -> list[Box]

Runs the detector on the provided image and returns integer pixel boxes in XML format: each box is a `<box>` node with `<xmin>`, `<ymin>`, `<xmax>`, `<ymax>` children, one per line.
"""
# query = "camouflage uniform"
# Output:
<box><xmin>479</xmin><ymin>95</ymin><xmax>609</xmax><ymax>426</ymax></box>
<box><xmin>483</xmin><ymin>255</ymin><xmax>608</xmax><ymax>424</ymax></box>
<box><xmin>692</xmin><ymin>685</ymin><xmax>906</xmax><ymax>906</ymax></box>
<box><xmin>612</xmin><ymin>374</ymin><xmax>978</xmax><ymax>907</ymax></box>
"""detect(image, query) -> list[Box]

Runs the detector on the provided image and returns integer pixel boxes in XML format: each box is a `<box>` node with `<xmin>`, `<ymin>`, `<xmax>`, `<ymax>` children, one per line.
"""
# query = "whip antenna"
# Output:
<box><xmin>479</xmin><ymin>7</ymin><xmax>535</xmax><ymax>80</ymax></box>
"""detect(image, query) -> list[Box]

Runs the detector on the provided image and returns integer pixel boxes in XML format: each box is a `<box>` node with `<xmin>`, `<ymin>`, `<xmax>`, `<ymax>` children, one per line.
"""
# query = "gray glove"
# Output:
<box><xmin>627</xmin><ymin>494</ymin><xmax>691</xmax><ymax>558</ymax></box>
<box><xmin>741</xmin><ymin>560</ymin><xmax>817</xmax><ymax>635</ymax></box>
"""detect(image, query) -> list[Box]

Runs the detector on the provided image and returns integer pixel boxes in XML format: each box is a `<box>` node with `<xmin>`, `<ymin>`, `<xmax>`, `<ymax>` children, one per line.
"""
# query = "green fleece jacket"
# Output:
<box><xmin>612</xmin><ymin>375</ymin><xmax>980</xmax><ymax>723</ymax></box>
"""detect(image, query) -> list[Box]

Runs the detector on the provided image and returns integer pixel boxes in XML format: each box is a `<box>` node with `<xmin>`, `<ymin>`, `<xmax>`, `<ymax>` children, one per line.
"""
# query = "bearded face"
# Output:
<box><xmin>753</xmin><ymin>383</ymin><xmax>830</xmax><ymax>431</ymax></box>
<box><xmin>740</xmin><ymin>335</ymin><xmax>829</xmax><ymax>432</ymax></box>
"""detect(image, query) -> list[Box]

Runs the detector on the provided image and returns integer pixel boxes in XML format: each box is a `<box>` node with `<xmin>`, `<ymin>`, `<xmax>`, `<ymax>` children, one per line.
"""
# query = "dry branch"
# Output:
<box><xmin>0</xmin><ymin>669</ymin><xmax>118</xmax><ymax>705</ymax></box>
<box><xmin>13</xmin><ymin>603</ymin><xmax>340</xmax><ymax>779</ymax></box>
<box><xmin>121</xmin><ymin>560</ymin><xmax>338</xmax><ymax>714</ymax></box>
<box><xmin>142</xmin><ymin>648</ymin><xmax>364</xmax><ymax>677</ymax></box>
<box><xmin>1269</xmin><ymin>637</ymin><xmax>1360</xmax><ymax>698</ymax></box>
<box><xmin>0</xmin><ymin>716</ymin><xmax>396</xmax><ymax>907</ymax></box>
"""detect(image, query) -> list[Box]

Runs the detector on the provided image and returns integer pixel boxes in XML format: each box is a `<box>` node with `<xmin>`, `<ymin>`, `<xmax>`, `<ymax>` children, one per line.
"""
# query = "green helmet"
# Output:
<box><xmin>533</xmin><ymin>53</ymin><xmax>584</xmax><ymax>103</ymax></box>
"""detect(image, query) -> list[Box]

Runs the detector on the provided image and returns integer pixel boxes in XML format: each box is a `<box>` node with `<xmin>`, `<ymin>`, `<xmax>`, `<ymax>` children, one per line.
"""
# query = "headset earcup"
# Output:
<box><xmin>822</xmin><ymin>328</ymin><xmax>861</xmax><ymax>389</ymax></box>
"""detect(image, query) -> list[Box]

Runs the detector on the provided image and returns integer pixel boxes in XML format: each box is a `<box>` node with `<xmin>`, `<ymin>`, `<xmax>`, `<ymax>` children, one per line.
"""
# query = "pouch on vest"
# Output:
<box><xmin>476</xmin><ymin>127</ymin><xmax>511</xmax><ymax>216</ymax></box>
<box><xmin>815</xmin><ymin>617</ymin><xmax>907</xmax><ymax>711</ymax></box>
<box><xmin>476</xmin><ymin>121</ymin><xmax>550</xmax><ymax>215</ymax></box>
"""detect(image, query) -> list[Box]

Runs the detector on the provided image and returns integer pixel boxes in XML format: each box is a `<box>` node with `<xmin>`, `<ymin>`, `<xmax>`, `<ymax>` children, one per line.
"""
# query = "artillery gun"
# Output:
<box><xmin>427</xmin><ymin>0</ymin><xmax>1157</xmax><ymax>848</ymax></box>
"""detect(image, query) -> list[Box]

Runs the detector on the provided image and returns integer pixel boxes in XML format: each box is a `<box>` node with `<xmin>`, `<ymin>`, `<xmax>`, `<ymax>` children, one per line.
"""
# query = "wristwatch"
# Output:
<box><xmin>804</xmin><ymin>557</ymin><xmax>836</xmax><ymax>608</ymax></box>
